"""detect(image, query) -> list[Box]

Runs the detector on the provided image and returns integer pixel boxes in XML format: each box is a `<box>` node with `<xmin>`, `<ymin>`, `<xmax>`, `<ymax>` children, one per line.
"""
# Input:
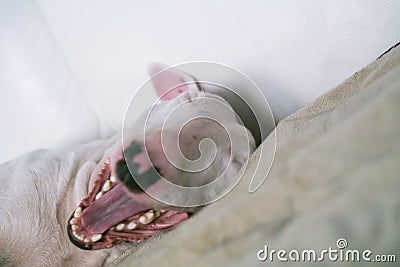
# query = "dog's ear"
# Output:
<box><xmin>148</xmin><ymin>63</ymin><xmax>199</xmax><ymax>101</ymax></box>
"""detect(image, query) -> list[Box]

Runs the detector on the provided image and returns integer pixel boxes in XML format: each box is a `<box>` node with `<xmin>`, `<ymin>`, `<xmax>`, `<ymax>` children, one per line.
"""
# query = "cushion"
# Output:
<box><xmin>112</xmin><ymin>44</ymin><xmax>400</xmax><ymax>266</ymax></box>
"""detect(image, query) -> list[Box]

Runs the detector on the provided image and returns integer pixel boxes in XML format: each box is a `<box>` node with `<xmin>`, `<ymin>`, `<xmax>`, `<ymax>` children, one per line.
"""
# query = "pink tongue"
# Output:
<box><xmin>80</xmin><ymin>183</ymin><xmax>152</xmax><ymax>234</ymax></box>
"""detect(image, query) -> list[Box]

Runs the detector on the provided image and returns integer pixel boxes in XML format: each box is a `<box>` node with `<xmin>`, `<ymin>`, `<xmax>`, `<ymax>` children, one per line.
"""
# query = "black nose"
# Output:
<box><xmin>116</xmin><ymin>141</ymin><xmax>161</xmax><ymax>194</ymax></box>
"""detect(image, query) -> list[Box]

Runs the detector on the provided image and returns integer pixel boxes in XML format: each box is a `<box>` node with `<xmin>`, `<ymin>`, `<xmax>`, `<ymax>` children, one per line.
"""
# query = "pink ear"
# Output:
<box><xmin>148</xmin><ymin>63</ymin><xmax>189</xmax><ymax>101</ymax></box>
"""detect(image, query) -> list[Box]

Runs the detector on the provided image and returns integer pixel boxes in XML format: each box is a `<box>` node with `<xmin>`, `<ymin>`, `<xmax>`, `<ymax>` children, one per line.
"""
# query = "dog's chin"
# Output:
<box><xmin>67</xmin><ymin>159</ymin><xmax>188</xmax><ymax>250</ymax></box>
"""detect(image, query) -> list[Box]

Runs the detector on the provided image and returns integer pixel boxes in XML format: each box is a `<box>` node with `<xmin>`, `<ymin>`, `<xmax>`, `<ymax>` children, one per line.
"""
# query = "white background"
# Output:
<box><xmin>1</xmin><ymin>0</ymin><xmax>399</xmax><ymax>163</ymax></box>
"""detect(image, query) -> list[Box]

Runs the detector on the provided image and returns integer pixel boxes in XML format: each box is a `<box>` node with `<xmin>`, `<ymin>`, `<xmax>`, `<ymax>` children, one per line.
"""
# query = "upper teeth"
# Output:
<box><xmin>94</xmin><ymin>179</ymin><xmax>115</xmax><ymax>201</ymax></box>
<box><xmin>102</xmin><ymin>180</ymin><xmax>111</xmax><ymax>192</ymax></box>
<box><xmin>74</xmin><ymin>207</ymin><xmax>82</xmax><ymax>218</ymax></box>
<box><xmin>110</xmin><ymin>175</ymin><xmax>117</xmax><ymax>183</ymax></box>
<box><xmin>95</xmin><ymin>192</ymin><xmax>103</xmax><ymax>200</ymax></box>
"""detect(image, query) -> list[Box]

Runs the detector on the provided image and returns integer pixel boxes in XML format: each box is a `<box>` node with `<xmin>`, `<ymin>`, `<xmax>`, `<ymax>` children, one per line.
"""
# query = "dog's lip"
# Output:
<box><xmin>67</xmin><ymin>158</ymin><xmax>189</xmax><ymax>250</ymax></box>
<box><xmin>67</xmin><ymin>209</ymin><xmax>189</xmax><ymax>250</ymax></box>
<box><xmin>67</xmin><ymin>219</ymin><xmax>93</xmax><ymax>250</ymax></box>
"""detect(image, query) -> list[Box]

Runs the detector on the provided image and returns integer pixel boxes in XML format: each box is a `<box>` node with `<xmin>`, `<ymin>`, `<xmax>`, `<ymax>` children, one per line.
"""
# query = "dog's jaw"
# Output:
<box><xmin>67</xmin><ymin>158</ymin><xmax>189</xmax><ymax>250</ymax></box>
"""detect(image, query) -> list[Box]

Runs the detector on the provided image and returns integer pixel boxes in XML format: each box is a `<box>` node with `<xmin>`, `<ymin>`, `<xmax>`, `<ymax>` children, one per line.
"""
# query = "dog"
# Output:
<box><xmin>0</xmin><ymin>64</ymin><xmax>255</xmax><ymax>266</ymax></box>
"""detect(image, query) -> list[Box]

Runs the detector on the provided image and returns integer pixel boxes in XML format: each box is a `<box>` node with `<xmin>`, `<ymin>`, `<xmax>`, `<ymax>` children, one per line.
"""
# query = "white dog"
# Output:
<box><xmin>0</xmin><ymin>65</ymin><xmax>255</xmax><ymax>266</ymax></box>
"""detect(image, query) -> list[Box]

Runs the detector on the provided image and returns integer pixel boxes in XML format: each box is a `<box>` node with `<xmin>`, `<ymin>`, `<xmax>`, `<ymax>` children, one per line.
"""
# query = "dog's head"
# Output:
<box><xmin>67</xmin><ymin>64</ymin><xmax>255</xmax><ymax>250</ymax></box>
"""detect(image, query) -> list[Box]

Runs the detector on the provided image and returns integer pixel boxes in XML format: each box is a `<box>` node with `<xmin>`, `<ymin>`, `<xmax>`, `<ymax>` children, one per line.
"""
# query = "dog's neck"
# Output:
<box><xmin>0</xmin><ymin>136</ymin><xmax>130</xmax><ymax>266</ymax></box>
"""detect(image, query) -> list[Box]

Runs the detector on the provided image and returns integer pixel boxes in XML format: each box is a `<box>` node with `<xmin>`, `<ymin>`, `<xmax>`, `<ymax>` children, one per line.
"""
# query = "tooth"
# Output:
<box><xmin>110</xmin><ymin>227</ymin><xmax>115</xmax><ymax>231</ymax></box>
<box><xmin>95</xmin><ymin>192</ymin><xmax>103</xmax><ymax>200</ymax></box>
<box><xmin>78</xmin><ymin>235</ymin><xmax>84</xmax><ymax>241</ymax></box>
<box><xmin>70</xmin><ymin>218</ymin><xmax>77</xmax><ymax>225</ymax></box>
<box><xmin>139</xmin><ymin>212</ymin><xmax>155</xmax><ymax>224</ymax></box>
<box><xmin>110</xmin><ymin>175</ymin><xmax>117</xmax><ymax>183</ymax></box>
<box><xmin>139</xmin><ymin>215</ymin><xmax>146</xmax><ymax>224</ymax></box>
<box><xmin>127</xmin><ymin>221</ymin><xmax>137</xmax><ymax>230</ymax></box>
<box><xmin>116</xmin><ymin>223</ymin><xmax>125</xmax><ymax>231</ymax></box>
<box><xmin>105</xmin><ymin>159</ymin><xmax>110</xmax><ymax>164</ymax></box>
<box><xmin>91</xmin><ymin>234</ymin><xmax>102</xmax><ymax>242</ymax></box>
<box><xmin>102</xmin><ymin>180</ymin><xmax>111</xmax><ymax>192</ymax></box>
<box><xmin>160</xmin><ymin>209</ymin><xmax>166</xmax><ymax>213</ymax></box>
<box><xmin>74</xmin><ymin>207</ymin><xmax>82</xmax><ymax>218</ymax></box>
<box><xmin>73</xmin><ymin>231</ymin><xmax>79</xmax><ymax>238</ymax></box>
<box><xmin>155</xmin><ymin>210</ymin><xmax>161</xmax><ymax>217</ymax></box>
<box><xmin>71</xmin><ymin>225</ymin><xmax>78</xmax><ymax>231</ymax></box>
<box><xmin>84</xmin><ymin>238</ymin><xmax>90</xmax><ymax>243</ymax></box>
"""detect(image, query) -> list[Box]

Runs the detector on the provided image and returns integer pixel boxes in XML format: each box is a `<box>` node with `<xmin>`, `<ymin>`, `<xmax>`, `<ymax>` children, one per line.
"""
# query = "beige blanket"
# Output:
<box><xmin>113</xmin><ymin>45</ymin><xmax>400</xmax><ymax>266</ymax></box>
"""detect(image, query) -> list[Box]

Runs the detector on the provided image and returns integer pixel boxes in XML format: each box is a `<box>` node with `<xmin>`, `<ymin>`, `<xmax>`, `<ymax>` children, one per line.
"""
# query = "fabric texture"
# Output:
<box><xmin>113</xmin><ymin>45</ymin><xmax>400</xmax><ymax>266</ymax></box>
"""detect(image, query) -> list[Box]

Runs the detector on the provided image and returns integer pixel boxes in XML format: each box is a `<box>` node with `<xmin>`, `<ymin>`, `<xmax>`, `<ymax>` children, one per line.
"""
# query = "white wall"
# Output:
<box><xmin>1</xmin><ymin>0</ymin><xmax>399</xmax><ymax>162</ymax></box>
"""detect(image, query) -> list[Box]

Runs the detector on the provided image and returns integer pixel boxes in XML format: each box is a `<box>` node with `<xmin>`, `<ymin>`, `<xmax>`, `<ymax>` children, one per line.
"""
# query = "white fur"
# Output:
<box><xmin>0</xmin><ymin>89</ymin><xmax>255</xmax><ymax>266</ymax></box>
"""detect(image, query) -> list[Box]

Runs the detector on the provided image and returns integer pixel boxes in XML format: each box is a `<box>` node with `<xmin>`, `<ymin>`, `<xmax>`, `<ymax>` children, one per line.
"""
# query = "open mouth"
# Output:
<box><xmin>67</xmin><ymin>159</ymin><xmax>189</xmax><ymax>250</ymax></box>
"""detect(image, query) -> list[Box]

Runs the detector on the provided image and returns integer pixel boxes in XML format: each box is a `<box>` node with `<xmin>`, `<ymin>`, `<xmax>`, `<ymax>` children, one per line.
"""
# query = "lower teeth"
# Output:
<box><xmin>127</xmin><ymin>221</ymin><xmax>137</xmax><ymax>230</ymax></box>
<box><xmin>116</xmin><ymin>223</ymin><xmax>125</xmax><ymax>231</ymax></box>
<box><xmin>91</xmin><ymin>234</ymin><xmax>102</xmax><ymax>242</ymax></box>
<box><xmin>139</xmin><ymin>211</ymin><xmax>154</xmax><ymax>224</ymax></box>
